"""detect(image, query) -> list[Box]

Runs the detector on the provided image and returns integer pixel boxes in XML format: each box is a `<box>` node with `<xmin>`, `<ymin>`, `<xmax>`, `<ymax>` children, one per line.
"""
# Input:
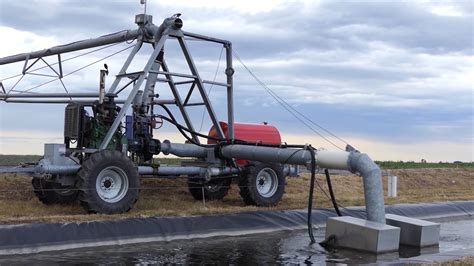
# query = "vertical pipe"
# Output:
<box><xmin>141</xmin><ymin>51</ymin><xmax>162</xmax><ymax>107</ymax></box>
<box><xmin>225</xmin><ymin>42</ymin><xmax>234</xmax><ymax>139</ymax></box>
<box><xmin>389</xmin><ymin>175</ymin><xmax>397</xmax><ymax>198</ymax></box>
<box><xmin>348</xmin><ymin>152</ymin><xmax>386</xmax><ymax>223</ymax></box>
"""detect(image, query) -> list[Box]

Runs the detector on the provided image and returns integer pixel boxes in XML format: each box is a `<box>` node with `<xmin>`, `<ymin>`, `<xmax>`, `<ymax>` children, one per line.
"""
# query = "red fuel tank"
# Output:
<box><xmin>208</xmin><ymin>122</ymin><xmax>281</xmax><ymax>145</ymax></box>
<box><xmin>208</xmin><ymin>122</ymin><xmax>282</xmax><ymax>166</ymax></box>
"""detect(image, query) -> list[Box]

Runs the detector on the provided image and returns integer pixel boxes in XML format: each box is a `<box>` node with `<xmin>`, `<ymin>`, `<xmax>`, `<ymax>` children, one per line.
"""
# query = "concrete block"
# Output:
<box><xmin>325</xmin><ymin>216</ymin><xmax>400</xmax><ymax>253</ymax></box>
<box><xmin>386</xmin><ymin>214</ymin><xmax>440</xmax><ymax>247</ymax></box>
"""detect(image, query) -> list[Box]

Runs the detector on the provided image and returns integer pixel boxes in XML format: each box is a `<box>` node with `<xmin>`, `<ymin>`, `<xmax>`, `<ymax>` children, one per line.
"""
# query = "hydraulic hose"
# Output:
<box><xmin>324</xmin><ymin>168</ymin><xmax>342</xmax><ymax>216</ymax></box>
<box><xmin>307</xmin><ymin>146</ymin><xmax>317</xmax><ymax>244</ymax></box>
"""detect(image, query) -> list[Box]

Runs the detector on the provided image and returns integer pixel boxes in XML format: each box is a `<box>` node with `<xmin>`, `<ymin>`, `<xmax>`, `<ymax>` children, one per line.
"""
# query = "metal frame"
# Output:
<box><xmin>0</xmin><ymin>13</ymin><xmax>387</xmax><ymax>225</ymax></box>
<box><xmin>0</xmin><ymin>15</ymin><xmax>234</xmax><ymax>146</ymax></box>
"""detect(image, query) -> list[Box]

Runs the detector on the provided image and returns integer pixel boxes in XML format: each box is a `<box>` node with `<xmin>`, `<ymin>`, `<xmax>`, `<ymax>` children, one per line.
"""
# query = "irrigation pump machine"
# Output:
<box><xmin>0</xmin><ymin>13</ymin><xmax>386</xmax><ymax>226</ymax></box>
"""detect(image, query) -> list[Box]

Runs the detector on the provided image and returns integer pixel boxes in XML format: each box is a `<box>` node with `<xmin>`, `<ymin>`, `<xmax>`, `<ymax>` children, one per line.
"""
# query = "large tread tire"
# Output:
<box><xmin>239</xmin><ymin>163</ymin><xmax>285</xmax><ymax>207</ymax></box>
<box><xmin>32</xmin><ymin>176</ymin><xmax>78</xmax><ymax>205</ymax></box>
<box><xmin>188</xmin><ymin>178</ymin><xmax>232</xmax><ymax>201</ymax></box>
<box><xmin>77</xmin><ymin>150</ymin><xmax>139</xmax><ymax>214</ymax></box>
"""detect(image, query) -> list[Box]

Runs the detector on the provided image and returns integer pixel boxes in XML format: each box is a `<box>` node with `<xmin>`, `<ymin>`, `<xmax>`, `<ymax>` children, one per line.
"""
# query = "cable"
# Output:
<box><xmin>198</xmin><ymin>46</ymin><xmax>224</xmax><ymax>132</ymax></box>
<box><xmin>306</xmin><ymin>145</ymin><xmax>317</xmax><ymax>243</ymax></box>
<box><xmin>232</xmin><ymin>50</ymin><xmax>349</xmax><ymax>151</ymax></box>
<box><xmin>158</xmin><ymin>115</ymin><xmax>224</xmax><ymax>142</ymax></box>
<box><xmin>324</xmin><ymin>168</ymin><xmax>342</xmax><ymax>216</ymax></box>
<box><xmin>155</xmin><ymin>104</ymin><xmax>221</xmax><ymax>147</ymax></box>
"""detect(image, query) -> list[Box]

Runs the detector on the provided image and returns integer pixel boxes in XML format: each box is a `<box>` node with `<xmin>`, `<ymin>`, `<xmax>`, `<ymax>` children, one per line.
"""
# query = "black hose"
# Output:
<box><xmin>306</xmin><ymin>146</ymin><xmax>316</xmax><ymax>244</ymax></box>
<box><xmin>155</xmin><ymin>105</ymin><xmax>219</xmax><ymax>147</ymax></box>
<box><xmin>324</xmin><ymin>168</ymin><xmax>342</xmax><ymax>216</ymax></box>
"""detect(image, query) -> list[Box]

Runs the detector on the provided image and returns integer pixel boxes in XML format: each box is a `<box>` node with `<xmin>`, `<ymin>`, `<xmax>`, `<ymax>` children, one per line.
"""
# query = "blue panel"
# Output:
<box><xmin>125</xmin><ymin>115</ymin><xmax>134</xmax><ymax>140</ymax></box>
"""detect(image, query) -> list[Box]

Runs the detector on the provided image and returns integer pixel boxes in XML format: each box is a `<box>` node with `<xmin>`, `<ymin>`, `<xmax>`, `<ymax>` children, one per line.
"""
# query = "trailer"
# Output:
<box><xmin>0</xmin><ymin>12</ymin><xmax>385</xmax><ymax>226</ymax></box>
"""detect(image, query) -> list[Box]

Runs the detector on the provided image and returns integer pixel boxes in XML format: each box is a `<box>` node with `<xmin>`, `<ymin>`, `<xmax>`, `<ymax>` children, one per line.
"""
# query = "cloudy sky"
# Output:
<box><xmin>0</xmin><ymin>0</ymin><xmax>472</xmax><ymax>162</ymax></box>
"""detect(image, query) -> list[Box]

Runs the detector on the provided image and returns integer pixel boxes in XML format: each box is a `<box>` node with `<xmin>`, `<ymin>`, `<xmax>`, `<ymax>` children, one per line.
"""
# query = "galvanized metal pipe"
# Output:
<box><xmin>138</xmin><ymin>165</ymin><xmax>240</xmax><ymax>176</ymax></box>
<box><xmin>348</xmin><ymin>152</ymin><xmax>386</xmax><ymax>223</ymax></box>
<box><xmin>35</xmin><ymin>164</ymin><xmax>80</xmax><ymax>175</ymax></box>
<box><xmin>225</xmin><ymin>42</ymin><xmax>234</xmax><ymax>139</ymax></box>
<box><xmin>218</xmin><ymin>144</ymin><xmax>386</xmax><ymax>223</ymax></box>
<box><xmin>160</xmin><ymin>140</ymin><xmax>208</xmax><ymax>158</ymax></box>
<box><xmin>0</xmin><ymin>93</ymin><xmax>99</xmax><ymax>99</ymax></box>
<box><xmin>0</xmin><ymin>30</ymin><xmax>141</xmax><ymax>65</ymax></box>
<box><xmin>2</xmin><ymin>99</ymin><xmax>175</xmax><ymax>104</ymax></box>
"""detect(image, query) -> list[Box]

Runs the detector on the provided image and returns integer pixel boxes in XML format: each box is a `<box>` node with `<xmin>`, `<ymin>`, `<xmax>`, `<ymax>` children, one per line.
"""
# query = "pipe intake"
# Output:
<box><xmin>348</xmin><ymin>152</ymin><xmax>386</xmax><ymax>223</ymax></box>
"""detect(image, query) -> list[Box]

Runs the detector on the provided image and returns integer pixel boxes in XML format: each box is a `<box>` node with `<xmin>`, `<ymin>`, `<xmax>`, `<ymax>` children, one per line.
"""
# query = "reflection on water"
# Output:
<box><xmin>0</xmin><ymin>219</ymin><xmax>472</xmax><ymax>264</ymax></box>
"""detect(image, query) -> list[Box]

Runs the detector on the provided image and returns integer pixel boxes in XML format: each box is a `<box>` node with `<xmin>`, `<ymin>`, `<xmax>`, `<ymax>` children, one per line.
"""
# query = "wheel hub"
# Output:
<box><xmin>255</xmin><ymin>168</ymin><xmax>278</xmax><ymax>198</ymax></box>
<box><xmin>96</xmin><ymin>166</ymin><xmax>129</xmax><ymax>203</ymax></box>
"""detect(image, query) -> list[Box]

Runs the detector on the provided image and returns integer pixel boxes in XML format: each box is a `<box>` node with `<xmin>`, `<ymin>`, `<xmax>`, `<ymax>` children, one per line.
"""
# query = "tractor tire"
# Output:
<box><xmin>239</xmin><ymin>162</ymin><xmax>285</xmax><ymax>207</ymax></box>
<box><xmin>77</xmin><ymin>150</ymin><xmax>139</xmax><ymax>214</ymax></box>
<box><xmin>32</xmin><ymin>176</ymin><xmax>78</xmax><ymax>205</ymax></box>
<box><xmin>188</xmin><ymin>178</ymin><xmax>232</xmax><ymax>201</ymax></box>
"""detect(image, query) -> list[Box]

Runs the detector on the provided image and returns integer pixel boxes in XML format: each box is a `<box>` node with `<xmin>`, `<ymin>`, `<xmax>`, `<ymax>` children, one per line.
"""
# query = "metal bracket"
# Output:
<box><xmin>22</xmin><ymin>54</ymin><xmax>63</xmax><ymax>78</ymax></box>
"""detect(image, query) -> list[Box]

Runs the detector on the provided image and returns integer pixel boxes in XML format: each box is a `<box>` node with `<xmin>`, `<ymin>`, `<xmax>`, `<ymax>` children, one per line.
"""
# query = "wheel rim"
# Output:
<box><xmin>256</xmin><ymin>168</ymin><xmax>278</xmax><ymax>198</ymax></box>
<box><xmin>206</xmin><ymin>183</ymin><xmax>222</xmax><ymax>192</ymax></box>
<box><xmin>95</xmin><ymin>166</ymin><xmax>129</xmax><ymax>203</ymax></box>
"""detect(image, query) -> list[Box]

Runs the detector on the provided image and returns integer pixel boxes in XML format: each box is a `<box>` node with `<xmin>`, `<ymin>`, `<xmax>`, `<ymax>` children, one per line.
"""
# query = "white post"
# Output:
<box><xmin>388</xmin><ymin>175</ymin><xmax>398</xmax><ymax>197</ymax></box>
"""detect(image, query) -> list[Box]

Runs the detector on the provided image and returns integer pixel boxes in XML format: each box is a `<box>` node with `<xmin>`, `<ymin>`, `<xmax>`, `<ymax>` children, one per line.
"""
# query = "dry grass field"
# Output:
<box><xmin>0</xmin><ymin>168</ymin><xmax>472</xmax><ymax>224</ymax></box>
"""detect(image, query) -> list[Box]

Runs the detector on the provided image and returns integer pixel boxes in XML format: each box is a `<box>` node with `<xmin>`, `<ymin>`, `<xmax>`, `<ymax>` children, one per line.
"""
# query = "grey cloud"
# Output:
<box><xmin>0</xmin><ymin>0</ymin><xmax>472</xmax><ymax>153</ymax></box>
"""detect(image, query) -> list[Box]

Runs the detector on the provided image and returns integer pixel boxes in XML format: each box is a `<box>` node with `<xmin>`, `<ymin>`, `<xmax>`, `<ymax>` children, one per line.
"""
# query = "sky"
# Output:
<box><xmin>0</xmin><ymin>0</ymin><xmax>472</xmax><ymax>162</ymax></box>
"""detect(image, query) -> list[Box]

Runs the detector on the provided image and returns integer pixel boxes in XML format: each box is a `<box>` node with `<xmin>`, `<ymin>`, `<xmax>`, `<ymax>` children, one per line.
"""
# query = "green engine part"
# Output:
<box><xmin>89</xmin><ymin>116</ymin><xmax>122</xmax><ymax>149</ymax></box>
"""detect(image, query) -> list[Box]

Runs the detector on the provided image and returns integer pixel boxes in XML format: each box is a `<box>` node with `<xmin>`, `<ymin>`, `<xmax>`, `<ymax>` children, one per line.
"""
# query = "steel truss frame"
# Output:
<box><xmin>0</xmin><ymin>15</ymin><xmax>235</xmax><ymax>146</ymax></box>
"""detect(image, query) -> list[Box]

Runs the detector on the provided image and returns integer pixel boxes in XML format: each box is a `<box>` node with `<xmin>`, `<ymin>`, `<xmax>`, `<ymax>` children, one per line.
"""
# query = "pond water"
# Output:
<box><xmin>1</xmin><ymin>218</ymin><xmax>473</xmax><ymax>264</ymax></box>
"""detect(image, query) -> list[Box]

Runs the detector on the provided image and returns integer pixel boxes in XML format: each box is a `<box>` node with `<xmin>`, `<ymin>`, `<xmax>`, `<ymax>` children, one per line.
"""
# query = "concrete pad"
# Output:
<box><xmin>386</xmin><ymin>214</ymin><xmax>440</xmax><ymax>247</ymax></box>
<box><xmin>325</xmin><ymin>216</ymin><xmax>400</xmax><ymax>254</ymax></box>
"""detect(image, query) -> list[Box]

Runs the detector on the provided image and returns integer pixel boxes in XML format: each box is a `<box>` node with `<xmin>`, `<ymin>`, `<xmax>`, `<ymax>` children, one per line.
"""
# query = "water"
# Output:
<box><xmin>0</xmin><ymin>218</ymin><xmax>472</xmax><ymax>264</ymax></box>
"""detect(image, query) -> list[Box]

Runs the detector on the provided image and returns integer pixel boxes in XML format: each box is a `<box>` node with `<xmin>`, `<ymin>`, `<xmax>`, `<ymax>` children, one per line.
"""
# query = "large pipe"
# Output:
<box><xmin>218</xmin><ymin>144</ymin><xmax>386</xmax><ymax>223</ymax></box>
<box><xmin>0</xmin><ymin>29</ymin><xmax>141</xmax><ymax>65</ymax></box>
<box><xmin>219</xmin><ymin>145</ymin><xmax>351</xmax><ymax>170</ymax></box>
<box><xmin>2</xmin><ymin>99</ymin><xmax>176</xmax><ymax>104</ymax></box>
<box><xmin>138</xmin><ymin>166</ymin><xmax>240</xmax><ymax>177</ymax></box>
<box><xmin>348</xmin><ymin>152</ymin><xmax>385</xmax><ymax>223</ymax></box>
<box><xmin>0</xmin><ymin>93</ymin><xmax>99</xmax><ymax>99</ymax></box>
<box><xmin>35</xmin><ymin>164</ymin><xmax>80</xmax><ymax>175</ymax></box>
<box><xmin>160</xmin><ymin>140</ymin><xmax>208</xmax><ymax>158</ymax></box>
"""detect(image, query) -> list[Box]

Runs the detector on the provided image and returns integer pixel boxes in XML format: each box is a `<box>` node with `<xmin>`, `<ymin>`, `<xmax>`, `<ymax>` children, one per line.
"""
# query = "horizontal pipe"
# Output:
<box><xmin>160</xmin><ymin>140</ymin><xmax>208</xmax><ymax>158</ymax></box>
<box><xmin>218</xmin><ymin>143</ymin><xmax>385</xmax><ymax>223</ymax></box>
<box><xmin>0</xmin><ymin>29</ymin><xmax>141</xmax><ymax>65</ymax></box>
<box><xmin>0</xmin><ymin>93</ymin><xmax>99</xmax><ymax>99</ymax></box>
<box><xmin>220</xmin><ymin>145</ymin><xmax>352</xmax><ymax>170</ymax></box>
<box><xmin>0</xmin><ymin>167</ymin><xmax>36</xmax><ymax>174</ymax></box>
<box><xmin>2</xmin><ymin>99</ymin><xmax>176</xmax><ymax>104</ymax></box>
<box><xmin>138</xmin><ymin>165</ymin><xmax>240</xmax><ymax>176</ymax></box>
<box><xmin>202</xmin><ymin>80</ymin><xmax>230</xmax><ymax>87</ymax></box>
<box><xmin>35</xmin><ymin>164</ymin><xmax>80</xmax><ymax>175</ymax></box>
<box><xmin>182</xmin><ymin>31</ymin><xmax>230</xmax><ymax>45</ymax></box>
<box><xmin>149</xmin><ymin>70</ymin><xmax>197</xmax><ymax>80</ymax></box>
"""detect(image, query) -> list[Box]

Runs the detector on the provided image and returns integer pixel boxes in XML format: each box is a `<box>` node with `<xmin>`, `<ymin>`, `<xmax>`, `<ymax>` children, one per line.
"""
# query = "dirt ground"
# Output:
<box><xmin>0</xmin><ymin>168</ymin><xmax>472</xmax><ymax>224</ymax></box>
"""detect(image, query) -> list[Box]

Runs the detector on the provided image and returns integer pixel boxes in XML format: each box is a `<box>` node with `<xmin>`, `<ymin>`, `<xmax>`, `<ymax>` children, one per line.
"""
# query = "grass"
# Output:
<box><xmin>439</xmin><ymin>256</ymin><xmax>474</xmax><ymax>265</ymax></box>
<box><xmin>2</xmin><ymin>154</ymin><xmax>473</xmax><ymax>169</ymax></box>
<box><xmin>0</xmin><ymin>155</ymin><xmax>42</xmax><ymax>166</ymax></box>
<box><xmin>375</xmin><ymin>161</ymin><xmax>474</xmax><ymax>169</ymax></box>
<box><xmin>0</xmin><ymin>167</ymin><xmax>472</xmax><ymax>224</ymax></box>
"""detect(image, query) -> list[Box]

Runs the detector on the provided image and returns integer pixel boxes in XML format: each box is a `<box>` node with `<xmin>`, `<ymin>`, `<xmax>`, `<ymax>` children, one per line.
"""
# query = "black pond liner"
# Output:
<box><xmin>0</xmin><ymin>200</ymin><xmax>472</xmax><ymax>255</ymax></box>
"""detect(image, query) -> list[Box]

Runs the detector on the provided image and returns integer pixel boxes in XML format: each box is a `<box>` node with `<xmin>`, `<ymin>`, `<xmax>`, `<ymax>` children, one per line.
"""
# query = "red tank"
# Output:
<box><xmin>208</xmin><ymin>122</ymin><xmax>281</xmax><ymax>145</ymax></box>
<box><xmin>208</xmin><ymin>122</ymin><xmax>282</xmax><ymax>166</ymax></box>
